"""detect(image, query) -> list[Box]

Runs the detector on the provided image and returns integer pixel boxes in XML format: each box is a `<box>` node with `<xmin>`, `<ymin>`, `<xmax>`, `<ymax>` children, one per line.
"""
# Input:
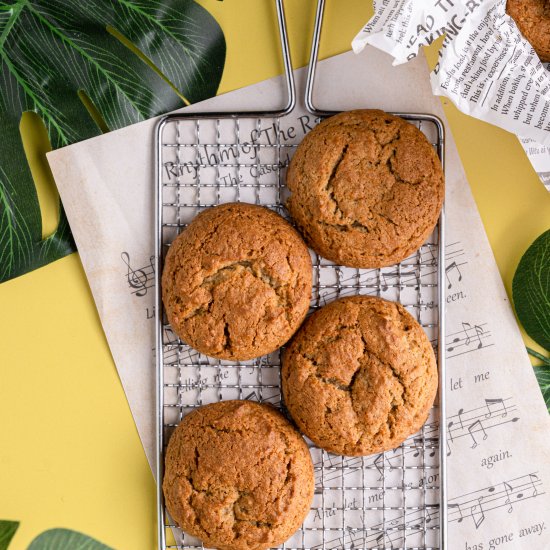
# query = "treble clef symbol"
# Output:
<box><xmin>121</xmin><ymin>251</ymin><xmax>148</xmax><ymax>297</ymax></box>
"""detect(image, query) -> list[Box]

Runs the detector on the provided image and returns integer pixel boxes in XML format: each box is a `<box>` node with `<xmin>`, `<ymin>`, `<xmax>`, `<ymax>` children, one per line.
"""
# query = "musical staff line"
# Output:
<box><xmin>445</xmin><ymin>321</ymin><xmax>493</xmax><ymax>358</ymax></box>
<box><xmin>309</xmin><ymin>397</ymin><xmax>519</xmax><ymax>485</ymax></box>
<box><xmin>312</xmin><ymin>241</ymin><xmax>467</xmax><ymax>308</ymax></box>
<box><xmin>445</xmin><ymin>397</ymin><xmax>519</xmax><ymax>455</ymax></box>
<box><xmin>310</xmin><ymin>504</ymin><xmax>439</xmax><ymax>549</ymax></box>
<box><xmin>308</xmin><ymin>472</ymin><xmax>544</xmax><ymax>549</ymax></box>
<box><xmin>448</xmin><ymin>472</ymin><xmax>544</xmax><ymax>529</ymax></box>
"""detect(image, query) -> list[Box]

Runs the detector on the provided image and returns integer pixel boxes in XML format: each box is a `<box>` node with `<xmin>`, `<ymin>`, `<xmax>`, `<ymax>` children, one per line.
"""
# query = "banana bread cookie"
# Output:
<box><xmin>286</xmin><ymin>109</ymin><xmax>444</xmax><ymax>268</ymax></box>
<box><xmin>507</xmin><ymin>0</ymin><xmax>550</xmax><ymax>62</ymax></box>
<box><xmin>162</xmin><ymin>203</ymin><xmax>312</xmax><ymax>360</ymax></box>
<box><xmin>163</xmin><ymin>400</ymin><xmax>315</xmax><ymax>550</ymax></box>
<box><xmin>282</xmin><ymin>296</ymin><xmax>438</xmax><ymax>456</ymax></box>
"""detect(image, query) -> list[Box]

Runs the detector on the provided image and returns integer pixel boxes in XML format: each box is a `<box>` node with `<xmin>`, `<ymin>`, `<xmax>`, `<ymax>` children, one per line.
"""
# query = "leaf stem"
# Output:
<box><xmin>527</xmin><ymin>347</ymin><xmax>550</xmax><ymax>365</ymax></box>
<box><xmin>0</xmin><ymin>0</ymin><xmax>29</xmax><ymax>49</ymax></box>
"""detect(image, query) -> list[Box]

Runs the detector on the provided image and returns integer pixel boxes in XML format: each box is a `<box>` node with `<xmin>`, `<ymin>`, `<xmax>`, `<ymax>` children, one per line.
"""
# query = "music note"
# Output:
<box><xmin>447</xmin><ymin>473</ymin><xmax>542</xmax><ymax>530</ymax></box>
<box><xmin>485</xmin><ymin>398</ymin><xmax>508</xmax><ymax>418</ymax></box>
<box><xmin>457</xmin><ymin>408</ymin><xmax>465</xmax><ymax>429</ymax></box>
<box><xmin>413</xmin><ymin>437</ymin><xmax>438</xmax><ymax>457</ymax></box>
<box><xmin>447</xmin><ymin>407</ymin><xmax>463</xmax><ymax>445</ymax></box>
<box><xmin>448</xmin><ymin>322</ymin><xmax>486</xmax><ymax>352</ymax></box>
<box><xmin>426</xmin><ymin>438</ymin><xmax>438</xmax><ymax>457</ymax></box>
<box><xmin>460</xmin><ymin>322</ymin><xmax>478</xmax><ymax>348</ymax></box>
<box><xmin>447</xmin><ymin>420</ymin><xmax>454</xmax><ymax>439</ymax></box>
<box><xmin>467</xmin><ymin>419</ymin><xmax>488</xmax><ymax>448</ymax></box>
<box><xmin>427</xmin><ymin>245</ymin><xmax>437</xmax><ymax>266</ymax></box>
<box><xmin>346</xmin><ymin>527</ymin><xmax>363</xmax><ymax>549</ymax></box>
<box><xmin>374</xmin><ymin>454</ymin><xmax>384</xmax><ymax>480</ymax></box>
<box><xmin>462</xmin><ymin>322</ymin><xmax>485</xmax><ymax>349</ymax></box>
<box><xmin>471</xmin><ymin>497</ymin><xmax>485</xmax><ymax>529</ymax></box>
<box><xmin>121</xmin><ymin>251</ymin><xmax>153</xmax><ymax>297</ymax></box>
<box><xmin>375</xmin><ymin>531</ymin><xmax>396</xmax><ymax>549</ymax></box>
<box><xmin>425</xmin><ymin>508</ymin><xmax>435</xmax><ymax>524</ymax></box>
<box><xmin>529</xmin><ymin>473</ymin><xmax>539</xmax><ymax>497</ymax></box>
<box><xmin>446</xmin><ymin>336</ymin><xmax>461</xmax><ymax>352</ymax></box>
<box><xmin>244</xmin><ymin>391</ymin><xmax>259</xmax><ymax>402</ymax></box>
<box><xmin>386</xmin><ymin>451</ymin><xmax>397</xmax><ymax>472</ymax></box>
<box><xmin>449</xmin><ymin>502</ymin><xmax>464</xmax><ymax>523</ymax></box>
<box><xmin>412</xmin><ymin>438</ymin><xmax>423</xmax><ymax>458</ymax></box>
<box><xmin>473</xmin><ymin>324</ymin><xmax>485</xmax><ymax>349</ymax></box>
<box><xmin>445</xmin><ymin>261</ymin><xmax>463</xmax><ymax>289</ymax></box>
<box><xmin>503</xmin><ymin>482</ymin><xmax>514</xmax><ymax>513</ymax></box>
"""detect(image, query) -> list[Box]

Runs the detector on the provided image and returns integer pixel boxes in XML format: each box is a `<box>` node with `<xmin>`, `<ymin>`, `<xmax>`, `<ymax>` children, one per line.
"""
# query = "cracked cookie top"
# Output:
<box><xmin>286</xmin><ymin>109</ymin><xmax>444</xmax><ymax>268</ymax></box>
<box><xmin>507</xmin><ymin>0</ymin><xmax>550</xmax><ymax>62</ymax></box>
<box><xmin>162</xmin><ymin>203</ymin><xmax>312</xmax><ymax>361</ymax></box>
<box><xmin>282</xmin><ymin>296</ymin><xmax>438</xmax><ymax>456</ymax></box>
<box><xmin>163</xmin><ymin>400</ymin><xmax>315</xmax><ymax>550</ymax></box>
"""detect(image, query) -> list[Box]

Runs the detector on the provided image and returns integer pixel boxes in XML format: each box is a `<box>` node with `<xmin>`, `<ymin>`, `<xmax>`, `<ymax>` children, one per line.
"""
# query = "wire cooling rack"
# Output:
<box><xmin>154</xmin><ymin>1</ymin><xmax>446</xmax><ymax>549</ymax></box>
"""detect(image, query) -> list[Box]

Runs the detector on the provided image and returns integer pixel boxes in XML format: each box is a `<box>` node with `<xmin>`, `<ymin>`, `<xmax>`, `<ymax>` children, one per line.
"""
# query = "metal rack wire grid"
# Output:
<box><xmin>155</xmin><ymin>112</ymin><xmax>445</xmax><ymax>550</ymax></box>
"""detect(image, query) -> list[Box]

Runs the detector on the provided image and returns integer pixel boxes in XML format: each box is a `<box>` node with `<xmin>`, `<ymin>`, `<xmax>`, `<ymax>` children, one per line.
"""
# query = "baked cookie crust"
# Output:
<box><xmin>507</xmin><ymin>0</ymin><xmax>550</xmax><ymax>62</ymax></box>
<box><xmin>282</xmin><ymin>296</ymin><xmax>438</xmax><ymax>456</ymax></box>
<box><xmin>162</xmin><ymin>203</ymin><xmax>312</xmax><ymax>360</ymax></box>
<box><xmin>163</xmin><ymin>400</ymin><xmax>315</xmax><ymax>550</ymax></box>
<box><xmin>286</xmin><ymin>110</ymin><xmax>444</xmax><ymax>268</ymax></box>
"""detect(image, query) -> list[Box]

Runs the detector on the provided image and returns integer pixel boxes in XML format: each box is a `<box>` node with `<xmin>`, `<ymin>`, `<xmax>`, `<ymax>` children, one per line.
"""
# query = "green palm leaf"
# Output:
<box><xmin>0</xmin><ymin>0</ymin><xmax>225</xmax><ymax>282</ymax></box>
<box><xmin>0</xmin><ymin>521</ymin><xmax>19</xmax><ymax>550</ymax></box>
<box><xmin>27</xmin><ymin>528</ymin><xmax>113</xmax><ymax>550</ymax></box>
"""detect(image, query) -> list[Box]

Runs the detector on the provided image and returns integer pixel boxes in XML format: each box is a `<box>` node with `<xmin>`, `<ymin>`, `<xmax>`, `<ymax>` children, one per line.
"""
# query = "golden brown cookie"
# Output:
<box><xmin>286</xmin><ymin>110</ymin><xmax>444</xmax><ymax>268</ymax></box>
<box><xmin>282</xmin><ymin>296</ymin><xmax>438</xmax><ymax>456</ymax></box>
<box><xmin>507</xmin><ymin>0</ymin><xmax>550</xmax><ymax>62</ymax></box>
<box><xmin>162</xmin><ymin>203</ymin><xmax>312</xmax><ymax>361</ymax></box>
<box><xmin>163</xmin><ymin>400</ymin><xmax>315</xmax><ymax>550</ymax></box>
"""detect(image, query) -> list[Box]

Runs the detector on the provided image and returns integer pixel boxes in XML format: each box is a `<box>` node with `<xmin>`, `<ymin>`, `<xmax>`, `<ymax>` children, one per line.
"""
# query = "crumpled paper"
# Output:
<box><xmin>353</xmin><ymin>0</ymin><xmax>550</xmax><ymax>189</ymax></box>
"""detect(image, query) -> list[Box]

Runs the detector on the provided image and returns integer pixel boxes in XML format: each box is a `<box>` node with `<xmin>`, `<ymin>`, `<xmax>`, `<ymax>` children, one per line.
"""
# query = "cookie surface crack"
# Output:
<box><xmin>324</xmin><ymin>143</ymin><xmax>349</xmax><ymax>219</ymax></box>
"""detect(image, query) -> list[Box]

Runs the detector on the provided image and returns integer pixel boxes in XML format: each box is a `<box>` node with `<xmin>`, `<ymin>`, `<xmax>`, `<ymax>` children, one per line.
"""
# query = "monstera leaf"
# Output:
<box><xmin>0</xmin><ymin>522</ymin><xmax>112</xmax><ymax>550</ymax></box>
<box><xmin>513</xmin><ymin>230</ymin><xmax>550</xmax><ymax>413</ymax></box>
<box><xmin>0</xmin><ymin>521</ymin><xmax>18</xmax><ymax>550</ymax></box>
<box><xmin>513</xmin><ymin>229</ymin><xmax>550</xmax><ymax>350</ymax></box>
<box><xmin>27</xmin><ymin>529</ymin><xmax>113</xmax><ymax>550</ymax></box>
<box><xmin>0</xmin><ymin>0</ymin><xmax>225</xmax><ymax>282</ymax></box>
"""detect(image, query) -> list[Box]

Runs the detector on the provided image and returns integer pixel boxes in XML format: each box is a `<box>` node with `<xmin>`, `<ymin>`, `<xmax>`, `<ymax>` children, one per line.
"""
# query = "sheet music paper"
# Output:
<box><xmin>48</xmin><ymin>49</ymin><xmax>550</xmax><ymax>549</ymax></box>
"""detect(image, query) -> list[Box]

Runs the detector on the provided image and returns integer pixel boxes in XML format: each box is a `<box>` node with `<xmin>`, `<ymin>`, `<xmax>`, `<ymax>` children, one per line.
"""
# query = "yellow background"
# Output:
<box><xmin>1</xmin><ymin>1</ymin><xmax>549</xmax><ymax>549</ymax></box>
